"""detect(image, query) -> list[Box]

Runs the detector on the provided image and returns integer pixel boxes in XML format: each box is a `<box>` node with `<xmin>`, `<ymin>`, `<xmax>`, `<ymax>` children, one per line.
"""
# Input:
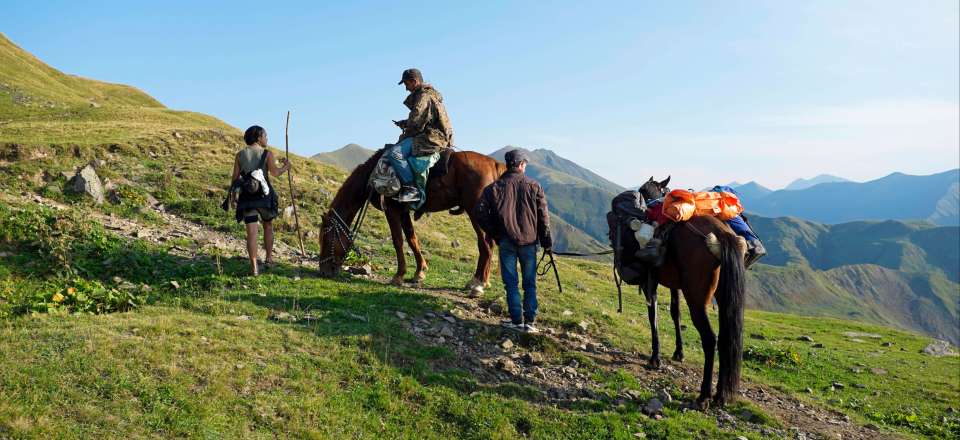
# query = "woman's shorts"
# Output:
<box><xmin>243</xmin><ymin>208</ymin><xmax>277</xmax><ymax>224</ymax></box>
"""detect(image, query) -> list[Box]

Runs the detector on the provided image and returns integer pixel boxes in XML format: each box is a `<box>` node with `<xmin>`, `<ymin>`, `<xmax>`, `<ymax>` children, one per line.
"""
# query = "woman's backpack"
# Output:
<box><xmin>238</xmin><ymin>151</ymin><xmax>269</xmax><ymax>197</ymax></box>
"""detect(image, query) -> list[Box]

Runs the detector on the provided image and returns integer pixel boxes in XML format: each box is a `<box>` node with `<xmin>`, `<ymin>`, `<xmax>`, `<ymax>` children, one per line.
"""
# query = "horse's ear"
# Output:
<box><xmin>660</xmin><ymin>175</ymin><xmax>671</xmax><ymax>188</ymax></box>
<box><xmin>648</xmin><ymin>176</ymin><xmax>654</xmax><ymax>183</ymax></box>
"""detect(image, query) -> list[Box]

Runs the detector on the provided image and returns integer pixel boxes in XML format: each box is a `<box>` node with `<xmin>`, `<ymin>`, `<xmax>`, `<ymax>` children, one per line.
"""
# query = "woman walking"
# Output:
<box><xmin>231</xmin><ymin>125</ymin><xmax>290</xmax><ymax>275</ymax></box>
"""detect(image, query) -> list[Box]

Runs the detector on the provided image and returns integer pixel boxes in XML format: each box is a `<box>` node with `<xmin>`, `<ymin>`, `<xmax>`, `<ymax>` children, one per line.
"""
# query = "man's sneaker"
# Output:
<box><xmin>396</xmin><ymin>185</ymin><xmax>420</xmax><ymax>203</ymax></box>
<box><xmin>501</xmin><ymin>320</ymin><xmax>524</xmax><ymax>332</ymax></box>
<box><xmin>745</xmin><ymin>239</ymin><xmax>767</xmax><ymax>269</ymax></box>
<box><xmin>523</xmin><ymin>323</ymin><xmax>541</xmax><ymax>334</ymax></box>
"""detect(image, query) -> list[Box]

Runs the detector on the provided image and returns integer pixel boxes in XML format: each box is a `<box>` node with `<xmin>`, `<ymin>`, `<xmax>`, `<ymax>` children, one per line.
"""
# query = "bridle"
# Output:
<box><xmin>318</xmin><ymin>209</ymin><xmax>357</xmax><ymax>266</ymax></box>
<box><xmin>318</xmin><ymin>189</ymin><xmax>374</xmax><ymax>267</ymax></box>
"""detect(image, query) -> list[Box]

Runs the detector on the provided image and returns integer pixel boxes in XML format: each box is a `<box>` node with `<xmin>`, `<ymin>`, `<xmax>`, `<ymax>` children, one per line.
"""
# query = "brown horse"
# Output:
<box><xmin>636</xmin><ymin>177</ymin><xmax>747</xmax><ymax>409</ymax></box>
<box><xmin>318</xmin><ymin>149</ymin><xmax>507</xmax><ymax>292</ymax></box>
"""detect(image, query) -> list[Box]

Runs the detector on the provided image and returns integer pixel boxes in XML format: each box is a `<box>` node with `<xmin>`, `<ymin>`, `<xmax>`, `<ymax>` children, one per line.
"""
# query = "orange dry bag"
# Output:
<box><xmin>715</xmin><ymin>191</ymin><xmax>743</xmax><ymax>221</ymax></box>
<box><xmin>663</xmin><ymin>189</ymin><xmax>743</xmax><ymax>222</ymax></box>
<box><xmin>662</xmin><ymin>189</ymin><xmax>696</xmax><ymax>222</ymax></box>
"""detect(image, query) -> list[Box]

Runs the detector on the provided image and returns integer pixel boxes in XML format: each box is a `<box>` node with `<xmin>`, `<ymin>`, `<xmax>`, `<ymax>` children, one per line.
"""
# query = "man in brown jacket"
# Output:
<box><xmin>388</xmin><ymin>68</ymin><xmax>454</xmax><ymax>204</ymax></box>
<box><xmin>475</xmin><ymin>149</ymin><xmax>552</xmax><ymax>333</ymax></box>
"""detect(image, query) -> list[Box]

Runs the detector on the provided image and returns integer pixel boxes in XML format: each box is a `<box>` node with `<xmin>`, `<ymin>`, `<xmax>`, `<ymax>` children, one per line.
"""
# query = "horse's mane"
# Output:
<box><xmin>328</xmin><ymin>148</ymin><xmax>386</xmax><ymax>215</ymax></box>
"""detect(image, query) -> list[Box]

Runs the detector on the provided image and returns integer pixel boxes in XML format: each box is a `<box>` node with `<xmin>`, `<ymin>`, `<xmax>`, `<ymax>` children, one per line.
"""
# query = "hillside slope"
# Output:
<box><xmin>0</xmin><ymin>34</ymin><xmax>233</xmax><ymax>146</ymax></box>
<box><xmin>311</xmin><ymin>143</ymin><xmax>376</xmax><ymax>171</ymax></box>
<box><xmin>748</xmin><ymin>215</ymin><xmax>960</xmax><ymax>344</ymax></box>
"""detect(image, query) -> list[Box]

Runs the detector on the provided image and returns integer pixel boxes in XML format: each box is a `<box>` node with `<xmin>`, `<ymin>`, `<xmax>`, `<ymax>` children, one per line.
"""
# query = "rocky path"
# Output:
<box><xmin>381</xmin><ymin>283</ymin><xmax>903</xmax><ymax>440</ymax></box>
<box><xmin>14</xmin><ymin>192</ymin><xmax>902</xmax><ymax>439</ymax></box>
<box><xmin>18</xmin><ymin>192</ymin><xmax>307</xmax><ymax>264</ymax></box>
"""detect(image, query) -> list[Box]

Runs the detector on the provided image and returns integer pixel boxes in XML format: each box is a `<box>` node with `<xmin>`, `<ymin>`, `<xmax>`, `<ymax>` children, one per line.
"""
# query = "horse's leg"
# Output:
<box><xmin>671</xmin><ymin>288</ymin><xmax>684</xmax><ymax>362</ymax></box>
<box><xmin>464</xmin><ymin>216</ymin><xmax>491</xmax><ymax>295</ymax></box>
<box><xmin>688</xmin><ymin>303</ymin><xmax>716</xmax><ymax>410</ymax></box>
<box><xmin>643</xmin><ymin>273</ymin><xmax>661</xmax><ymax>369</ymax></box>
<box><xmin>385</xmin><ymin>206</ymin><xmax>407</xmax><ymax>286</ymax></box>
<box><xmin>400</xmin><ymin>211</ymin><xmax>427</xmax><ymax>283</ymax></box>
<box><xmin>482</xmin><ymin>232</ymin><xmax>495</xmax><ymax>288</ymax></box>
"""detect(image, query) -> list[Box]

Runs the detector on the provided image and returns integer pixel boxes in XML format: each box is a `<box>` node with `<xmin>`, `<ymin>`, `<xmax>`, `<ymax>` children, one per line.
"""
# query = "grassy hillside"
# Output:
<box><xmin>1</xmin><ymin>33</ymin><xmax>958</xmax><ymax>439</ymax></box>
<box><xmin>0</xmin><ymin>34</ymin><xmax>232</xmax><ymax>146</ymax></box>
<box><xmin>748</xmin><ymin>215</ymin><xmax>960</xmax><ymax>344</ymax></box>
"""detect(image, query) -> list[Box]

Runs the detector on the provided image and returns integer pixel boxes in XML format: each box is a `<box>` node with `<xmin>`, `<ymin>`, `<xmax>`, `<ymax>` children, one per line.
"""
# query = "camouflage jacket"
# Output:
<box><xmin>397</xmin><ymin>84</ymin><xmax>454</xmax><ymax>155</ymax></box>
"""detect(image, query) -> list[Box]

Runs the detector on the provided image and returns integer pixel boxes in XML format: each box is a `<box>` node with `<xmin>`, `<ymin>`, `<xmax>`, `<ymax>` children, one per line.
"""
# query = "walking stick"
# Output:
<box><xmin>285</xmin><ymin>111</ymin><xmax>306</xmax><ymax>257</ymax></box>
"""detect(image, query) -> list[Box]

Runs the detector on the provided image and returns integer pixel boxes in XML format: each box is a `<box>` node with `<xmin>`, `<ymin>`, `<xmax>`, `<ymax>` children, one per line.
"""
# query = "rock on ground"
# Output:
<box><xmin>68</xmin><ymin>164</ymin><xmax>104</xmax><ymax>204</ymax></box>
<box><xmin>923</xmin><ymin>339</ymin><xmax>958</xmax><ymax>357</ymax></box>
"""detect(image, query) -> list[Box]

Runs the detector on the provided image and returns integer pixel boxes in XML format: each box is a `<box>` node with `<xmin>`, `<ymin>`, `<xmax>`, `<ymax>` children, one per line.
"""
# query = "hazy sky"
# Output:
<box><xmin>3</xmin><ymin>0</ymin><xmax>958</xmax><ymax>190</ymax></box>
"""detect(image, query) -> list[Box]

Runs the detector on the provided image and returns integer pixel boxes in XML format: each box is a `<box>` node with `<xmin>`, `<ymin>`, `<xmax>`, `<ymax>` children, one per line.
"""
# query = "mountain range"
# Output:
<box><xmin>733</xmin><ymin>170</ymin><xmax>959</xmax><ymax>226</ymax></box>
<box><xmin>784</xmin><ymin>174</ymin><xmax>851</xmax><ymax>191</ymax></box>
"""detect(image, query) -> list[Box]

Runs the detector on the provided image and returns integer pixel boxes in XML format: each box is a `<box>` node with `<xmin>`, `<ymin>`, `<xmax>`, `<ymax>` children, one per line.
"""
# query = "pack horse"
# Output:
<box><xmin>609</xmin><ymin>177</ymin><xmax>749</xmax><ymax>409</ymax></box>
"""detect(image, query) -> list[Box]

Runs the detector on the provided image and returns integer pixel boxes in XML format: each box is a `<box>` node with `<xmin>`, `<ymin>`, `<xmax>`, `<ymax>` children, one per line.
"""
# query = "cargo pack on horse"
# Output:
<box><xmin>318</xmin><ymin>148</ymin><xmax>507</xmax><ymax>292</ymax></box>
<box><xmin>612</xmin><ymin>177</ymin><xmax>748</xmax><ymax>409</ymax></box>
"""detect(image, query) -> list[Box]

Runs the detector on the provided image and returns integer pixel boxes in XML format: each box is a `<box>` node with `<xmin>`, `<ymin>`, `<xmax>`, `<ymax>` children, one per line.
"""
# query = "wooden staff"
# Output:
<box><xmin>285</xmin><ymin>111</ymin><xmax>306</xmax><ymax>257</ymax></box>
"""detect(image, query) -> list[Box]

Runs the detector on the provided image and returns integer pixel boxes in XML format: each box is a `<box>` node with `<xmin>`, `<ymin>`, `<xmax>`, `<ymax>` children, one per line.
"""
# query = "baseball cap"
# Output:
<box><xmin>398</xmin><ymin>68</ymin><xmax>423</xmax><ymax>85</ymax></box>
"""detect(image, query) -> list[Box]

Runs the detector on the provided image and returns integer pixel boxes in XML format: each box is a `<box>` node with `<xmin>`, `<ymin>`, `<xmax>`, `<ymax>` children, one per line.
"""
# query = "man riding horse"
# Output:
<box><xmin>387</xmin><ymin>68</ymin><xmax>454</xmax><ymax>207</ymax></box>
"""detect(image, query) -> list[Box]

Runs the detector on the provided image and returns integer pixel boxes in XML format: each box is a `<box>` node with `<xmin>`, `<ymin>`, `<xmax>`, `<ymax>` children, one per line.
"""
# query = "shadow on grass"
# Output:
<box><xmin>3</xmin><ymin>228</ymin><xmax>631</xmax><ymax>417</ymax></box>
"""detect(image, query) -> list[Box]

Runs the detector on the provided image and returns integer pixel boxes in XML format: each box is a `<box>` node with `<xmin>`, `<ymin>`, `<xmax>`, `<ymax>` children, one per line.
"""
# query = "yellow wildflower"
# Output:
<box><xmin>52</xmin><ymin>292</ymin><xmax>65</xmax><ymax>303</ymax></box>
<box><xmin>66</xmin><ymin>287</ymin><xmax>76</xmax><ymax>295</ymax></box>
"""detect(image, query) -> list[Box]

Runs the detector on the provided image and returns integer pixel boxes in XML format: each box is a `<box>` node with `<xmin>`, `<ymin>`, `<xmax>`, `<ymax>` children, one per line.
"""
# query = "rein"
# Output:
<box><xmin>319</xmin><ymin>188</ymin><xmax>375</xmax><ymax>265</ymax></box>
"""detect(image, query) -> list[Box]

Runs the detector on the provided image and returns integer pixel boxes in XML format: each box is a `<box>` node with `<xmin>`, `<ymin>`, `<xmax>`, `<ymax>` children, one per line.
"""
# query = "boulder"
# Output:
<box><xmin>642</xmin><ymin>398</ymin><xmax>663</xmax><ymax>416</ymax></box>
<box><xmin>522</xmin><ymin>352</ymin><xmax>544</xmax><ymax>365</ymax></box>
<box><xmin>346</xmin><ymin>264</ymin><xmax>373</xmax><ymax>276</ymax></box>
<box><xmin>923</xmin><ymin>339</ymin><xmax>958</xmax><ymax>357</ymax></box>
<box><xmin>67</xmin><ymin>165</ymin><xmax>104</xmax><ymax>204</ymax></box>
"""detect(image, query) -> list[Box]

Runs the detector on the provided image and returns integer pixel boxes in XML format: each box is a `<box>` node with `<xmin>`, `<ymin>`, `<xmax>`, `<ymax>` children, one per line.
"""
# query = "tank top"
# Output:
<box><xmin>237</xmin><ymin>144</ymin><xmax>267</xmax><ymax>173</ymax></box>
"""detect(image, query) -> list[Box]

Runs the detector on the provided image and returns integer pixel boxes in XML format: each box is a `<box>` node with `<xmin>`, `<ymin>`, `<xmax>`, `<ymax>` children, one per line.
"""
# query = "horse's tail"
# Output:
<box><xmin>715</xmin><ymin>231</ymin><xmax>746</xmax><ymax>401</ymax></box>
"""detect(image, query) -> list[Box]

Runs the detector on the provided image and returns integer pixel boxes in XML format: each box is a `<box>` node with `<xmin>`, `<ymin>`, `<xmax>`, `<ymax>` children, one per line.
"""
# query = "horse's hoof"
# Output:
<box><xmin>712</xmin><ymin>394</ymin><xmax>734</xmax><ymax>407</ymax></box>
<box><xmin>483</xmin><ymin>281</ymin><xmax>491</xmax><ymax>288</ymax></box>
<box><xmin>672</xmin><ymin>351</ymin><xmax>684</xmax><ymax>362</ymax></box>
<box><xmin>468</xmin><ymin>285</ymin><xmax>484</xmax><ymax>298</ymax></box>
<box><xmin>694</xmin><ymin>397</ymin><xmax>710</xmax><ymax>411</ymax></box>
<box><xmin>414</xmin><ymin>272</ymin><xmax>426</xmax><ymax>282</ymax></box>
<box><xmin>390</xmin><ymin>277</ymin><xmax>404</xmax><ymax>286</ymax></box>
<box><xmin>648</xmin><ymin>357</ymin><xmax>662</xmax><ymax>369</ymax></box>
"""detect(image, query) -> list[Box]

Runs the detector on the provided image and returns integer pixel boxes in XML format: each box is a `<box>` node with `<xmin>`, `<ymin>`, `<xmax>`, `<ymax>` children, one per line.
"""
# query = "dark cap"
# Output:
<box><xmin>505</xmin><ymin>149</ymin><xmax>529</xmax><ymax>167</ymax></box>
<box><xmin>398</xmin><ymin>68</ymin><xmax>423</xmax><ymax>85</ymax></box>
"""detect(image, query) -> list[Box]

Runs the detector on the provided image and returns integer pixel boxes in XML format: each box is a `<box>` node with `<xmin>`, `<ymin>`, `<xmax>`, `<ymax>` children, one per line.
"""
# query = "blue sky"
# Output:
<box><xmin>3</xmin><ymin>0</ymin><xmax>958</xmax><ymax>189</ymax></box>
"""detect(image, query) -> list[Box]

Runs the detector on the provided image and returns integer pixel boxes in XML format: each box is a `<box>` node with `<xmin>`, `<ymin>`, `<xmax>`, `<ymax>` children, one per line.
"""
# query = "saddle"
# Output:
<box><xmin>428</xmin><ymin>148</ymin><xmax>454</xmax><ymax>180</ymax></box>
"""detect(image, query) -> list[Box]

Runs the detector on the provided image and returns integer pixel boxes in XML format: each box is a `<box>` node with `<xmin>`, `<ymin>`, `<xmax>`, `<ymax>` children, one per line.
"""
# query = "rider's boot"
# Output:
<box><xmin>396</xmin><ymin>185</ymin><xmax>421</xmax><ymax>203</ymax></box>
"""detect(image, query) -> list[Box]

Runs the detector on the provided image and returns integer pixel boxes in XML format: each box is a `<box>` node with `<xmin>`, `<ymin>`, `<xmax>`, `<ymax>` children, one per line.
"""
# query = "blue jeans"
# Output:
<box><xmin>725</xmin><ymin>215</ymin><xmax>759</xmax><ymax>242</ymax></box>
<box><xmin>499</xmin><ymin>239</ymin><xmax>538</xmax><ymax>324</ymax></box>
<box><xmin>386</xmin><ymin>137</ymin><xmax>415</xmax><ymax>185</ymax></box>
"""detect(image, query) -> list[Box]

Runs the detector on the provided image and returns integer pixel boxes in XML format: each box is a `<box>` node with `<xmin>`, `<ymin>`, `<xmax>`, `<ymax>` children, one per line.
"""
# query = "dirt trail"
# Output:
<box><xmin>387</xmin><ymin>284</ymin><xmax>902</xmax><ymax>440</ymax></box>
<box><xmin>15</xmin><ymin>193</ymin><xmax>902</xmax><ymax>439</ymax></box>
<box><xmin>18</xmin><ymin>193</ymin><xmax>307</xmax><ymax>263</ymax></box>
